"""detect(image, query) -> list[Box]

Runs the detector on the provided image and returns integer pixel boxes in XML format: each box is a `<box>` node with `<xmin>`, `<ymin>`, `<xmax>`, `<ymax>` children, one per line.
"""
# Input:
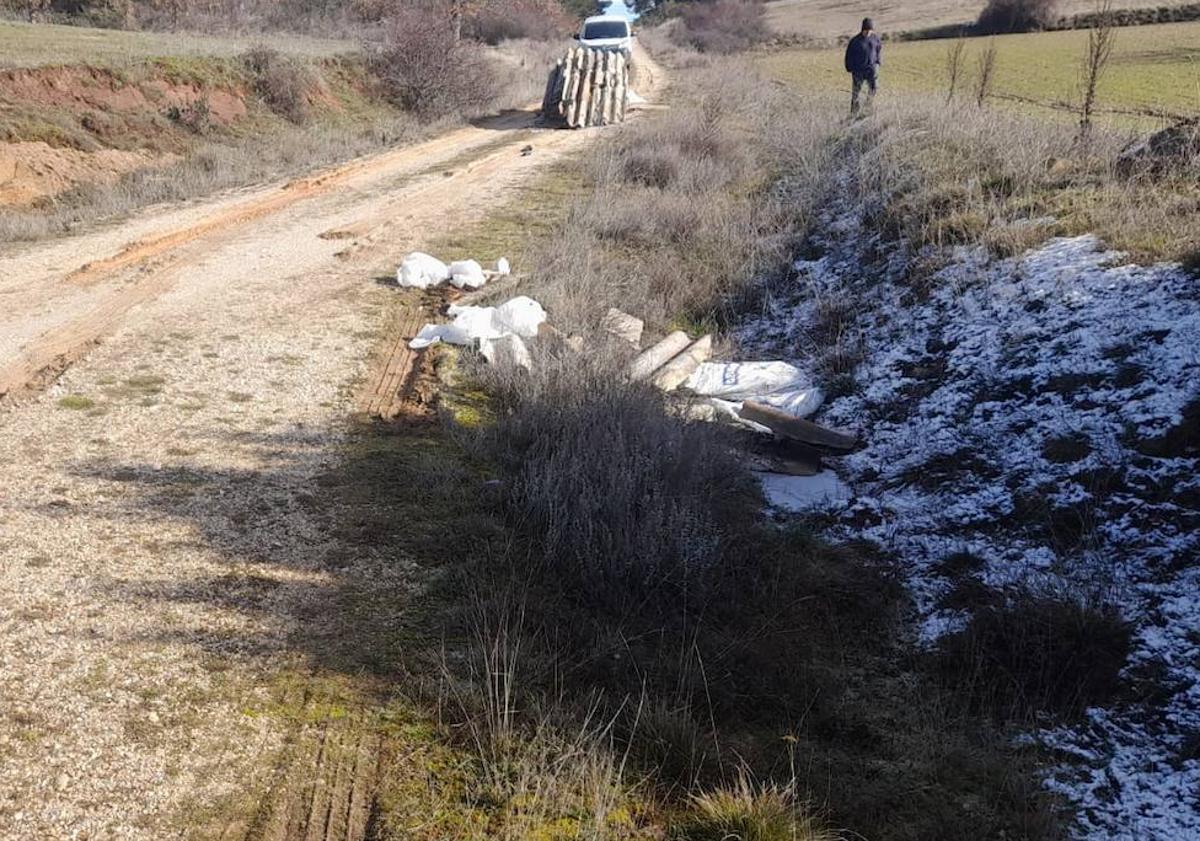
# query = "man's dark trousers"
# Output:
<box><xmin>851</xmin><ymin>69</ymin><xmax>877</xmax><ymax>114</ymax></box>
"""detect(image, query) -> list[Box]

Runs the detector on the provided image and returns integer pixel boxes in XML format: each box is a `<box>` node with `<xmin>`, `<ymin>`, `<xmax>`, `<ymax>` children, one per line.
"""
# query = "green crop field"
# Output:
<box><xmin>765</xmin><ymin>0</ymin><xmax>1200</xmax><ymax>40</ymax></box>
<box><xmin>0</xmin><ymin>18</ymin><xmax>353</xmax><ymax>68</ymax></box>
<box><xmin>759</xmin><ymin>20</ymin><xmax>1200</xmax><ymax>126</ymax></box>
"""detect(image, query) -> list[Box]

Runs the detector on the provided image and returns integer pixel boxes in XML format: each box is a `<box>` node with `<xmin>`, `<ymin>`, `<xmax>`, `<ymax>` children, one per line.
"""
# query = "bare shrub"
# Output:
<box><xmin>1078</xmin><ymin>1</ymin><xmax>1117</xmax><ymax>142</ymax></box>
<box><xmin>465</xmin><ymin>0</ymin><xmax>572</xmax><ymax>44</ymax></box>
<box><xmin>371</xmin><ymin>5</ymin><xmax>498</xmax><ymax>117</ymax></box>
<box><xmin>849</xmin><ymin>90</ymin><xmax>1197</xmax><ymax>264</ymax></box>
<box><xmin>945</xmin><ymin>37</ymin><xmax>966</xmax><ymax>103</ymax></box>
<box><xmin>242</xmin><ymin>45</ymin><xmax>315</xmax><ymax>123</ymax></box>
<box><xmin>975</xmin><ymin>39</ymin><xmax>998</xmax><ymax>107</ymax></box>
<box><xmin>976</xmin><ymin>0</ymin><xmax>1060</xmax><ymax>34</ymax></box>
<box><xmin>672</xmin><ymin>0</ymin><xmax>770</xmax><ymax>55</ymax></box>
<box><xmin>479</xmin><ymin>350</ymin><xmax>756</xmax><ymax>606</ymax></box>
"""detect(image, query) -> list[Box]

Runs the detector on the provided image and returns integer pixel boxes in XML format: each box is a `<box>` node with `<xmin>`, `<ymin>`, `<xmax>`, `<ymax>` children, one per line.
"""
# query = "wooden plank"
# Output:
<box><xmin>616</xmin><ymin>54</ymin><xmax>628</xmax><ymax>122</ymax></box>
<box><xmin>573</xmin><ymin>49</ymin><xmax>593</xmax><ymax>127</ymax></box>
<box><xmin>739</xmin><ymin>401</ymin><xmax>859</xmax><ymax>452</ymax></box>
<box><xmin>556</xmin><ymin>50</ymin><xmax>573</xmax><ymax>116</ymax></box>
<box><xmin>604</xmin><ymin>52</ymin><xmax>617</xmax><ymax>125</ymax></box>
<box><xmin>595</xmin><ymin>50</ymin><xmax>611</xmax><ymax>127</ymax></box>
<box><xmin>541</xmin><ymin>59</ymin><xmax>561</xmax><ymax>117</ymax></box>
<box><xmin>561</xmin><ymin>47</ymin><xmax>581</xmax><ymax>116</ymax></box>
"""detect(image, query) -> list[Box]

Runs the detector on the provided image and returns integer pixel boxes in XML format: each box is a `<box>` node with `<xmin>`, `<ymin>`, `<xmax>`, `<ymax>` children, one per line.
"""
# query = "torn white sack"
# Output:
<box><xmin>409</xmin><ymin>296</ymin><xmax>548</xmax><ymax>350</ymax></box>
<box><xmin>398</xmin><ymin>252</ymin><xmax>450</xmax><ymax>289</ymax></box>
<box><xmin>684</xmin><ymin>361</ymin><xmax>824</xmax><ymax>419</ymax></box>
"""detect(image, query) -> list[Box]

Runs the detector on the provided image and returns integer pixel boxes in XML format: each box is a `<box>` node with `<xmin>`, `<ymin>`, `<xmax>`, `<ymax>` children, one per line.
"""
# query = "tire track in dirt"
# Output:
<box><xmin>0</xmin><ymin>47</ymin><xmax>667</xmax><ymax>841</ymax></box>
<box><xmin>64</xmin><ymin>111</ymin><xmax>535</xmax><ymax>289</ymax></box>
<box><xmin>0</xmin><ymin>115</ymin><xmax>564</xmax><ymax>404</ymax></box>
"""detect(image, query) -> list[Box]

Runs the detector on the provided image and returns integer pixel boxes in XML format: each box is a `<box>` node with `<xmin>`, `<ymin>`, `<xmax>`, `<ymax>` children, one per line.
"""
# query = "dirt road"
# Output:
<box><xmin>0</xmin><ymin>50</ymin><xmax>664</xmax><ymax>841</ymax></box>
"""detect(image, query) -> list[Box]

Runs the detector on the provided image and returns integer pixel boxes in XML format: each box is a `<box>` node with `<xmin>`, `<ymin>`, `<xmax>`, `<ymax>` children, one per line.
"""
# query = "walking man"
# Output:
<box><xmin>845</xmin><ymin>18</ymin><xmax>882</xmax><ymax>115</ymax></box>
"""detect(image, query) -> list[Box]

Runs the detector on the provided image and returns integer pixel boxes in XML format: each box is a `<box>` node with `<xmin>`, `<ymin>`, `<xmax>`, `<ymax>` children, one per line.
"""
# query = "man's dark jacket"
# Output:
<box><xmin>844</xmin><ymin>32</ymin><xmax>882</xmax><ymax>76</ymax></box>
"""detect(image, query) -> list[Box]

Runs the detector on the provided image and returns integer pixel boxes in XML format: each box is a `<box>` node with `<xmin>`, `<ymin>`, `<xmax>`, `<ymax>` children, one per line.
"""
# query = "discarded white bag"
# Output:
<box><xmin>492</xmin><ymin>296</ymin><xmax>547</xmax><ymax>337</ymax></box>
<box><xmin>409</xmin><ymin>296</ymin><xmax>547</xmax><ymax>350</ymax></box>
<box><xmin>397</xmin><ymin>252</ymin><xmax>450</xmax><ymax>289</ymax></box>
<box><xmin>449</xmin><ymin>259</ymin><xmax>487</xmax><ymax>289</ymax></box>
<box><xmin>685</xmin><ymin>361</ymin><xmax>824</xmax><ymax>419</ymax></box>
<box><xmin>496</xmin><ymin>257</ymin><xmax>511</xmax><ymax>276</ymax></box>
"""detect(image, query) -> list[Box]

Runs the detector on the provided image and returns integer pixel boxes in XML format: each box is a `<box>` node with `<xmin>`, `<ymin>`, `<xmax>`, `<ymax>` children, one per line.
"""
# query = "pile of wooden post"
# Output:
<box><xmin>541</xmin><ymin>47</ymin><xmax>630</xmax><ymax>129</ymax></box>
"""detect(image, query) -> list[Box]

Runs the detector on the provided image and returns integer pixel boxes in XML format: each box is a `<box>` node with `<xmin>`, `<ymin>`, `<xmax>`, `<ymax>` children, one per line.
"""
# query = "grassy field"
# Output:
<box><xmin>765</xmin><ymin>0</ymin><xmax>1199</xmax><ymax>39</ymax></box>
<box><xmin>0</xmin><ymin>18</ymin><xmax>353</xmax><ymax>68</ymax></box>
<box><xmin>760</xmin><ymin>20</ymin><xmax>1200</xmax><ymax>125</ymax></box>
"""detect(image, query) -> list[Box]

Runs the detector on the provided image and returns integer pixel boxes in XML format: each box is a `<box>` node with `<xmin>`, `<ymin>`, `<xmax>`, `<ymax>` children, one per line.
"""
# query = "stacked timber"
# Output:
<box><xmin>541</xmin><ymin>47</ymin><xmax>630</xmax><ymax>129</ymax></box>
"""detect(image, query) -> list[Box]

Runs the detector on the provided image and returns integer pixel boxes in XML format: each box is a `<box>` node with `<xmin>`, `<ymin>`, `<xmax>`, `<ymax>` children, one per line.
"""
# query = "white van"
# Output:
<box><xmin>576</xmin><ymin>14</ymin><xmax>634</xmax><ymax>55</ymax></box>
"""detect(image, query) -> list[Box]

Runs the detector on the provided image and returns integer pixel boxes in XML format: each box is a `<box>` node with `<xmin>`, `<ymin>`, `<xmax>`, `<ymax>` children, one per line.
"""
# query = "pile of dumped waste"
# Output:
<box><xmin>394</xmin><ymin>251</ymin><xmax>860</xmax><ymax>499</ymax></box>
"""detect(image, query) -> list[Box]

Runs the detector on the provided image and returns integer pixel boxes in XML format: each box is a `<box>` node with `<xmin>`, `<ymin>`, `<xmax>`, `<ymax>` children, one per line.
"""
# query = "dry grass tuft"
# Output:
<box><xmin>848</xmin><ymin>99</ymin><xmax>1200</xmax><ymax>265</ymax></box>
<box><xmin>681</xmin><ymin>773</ymin><xmax>836</xmax><ymax>841</ymax></box>
<box><xmin>936</xmin><ymin>589</ymin><xmax>1133</xmax><ymax>720</ymax></box>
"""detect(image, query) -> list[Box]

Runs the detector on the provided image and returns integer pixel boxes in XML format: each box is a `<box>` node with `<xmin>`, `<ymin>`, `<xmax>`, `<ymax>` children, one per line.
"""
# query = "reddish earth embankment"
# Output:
<box><xmin>0</xmin><ymin>55</ymin><xmax>380</xmax><ymax>210</ymax></box>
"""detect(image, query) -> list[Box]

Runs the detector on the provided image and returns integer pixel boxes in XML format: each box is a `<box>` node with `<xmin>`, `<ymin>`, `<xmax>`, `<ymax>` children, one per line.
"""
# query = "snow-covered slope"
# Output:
<box><xmin>741</xmin><ymin>203</ymin><xmax>1200</xmax><ymax>838</ymax></box>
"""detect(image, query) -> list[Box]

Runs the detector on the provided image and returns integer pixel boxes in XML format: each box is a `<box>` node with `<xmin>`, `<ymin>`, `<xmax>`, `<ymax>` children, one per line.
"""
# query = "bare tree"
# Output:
<box><xmin>1078</xmin><ymin>0</ymin><xmax>1117</xmax><ymax>142</ymax></box>
<box><xmin>976</xmin><ymin>40</ymin><xmax>999</xmax><ymax>108</ymax></box>
<box><xmin>946</xmin><ymin>37</ymin><xmax>967</xmax><ymax>103</ymax></box>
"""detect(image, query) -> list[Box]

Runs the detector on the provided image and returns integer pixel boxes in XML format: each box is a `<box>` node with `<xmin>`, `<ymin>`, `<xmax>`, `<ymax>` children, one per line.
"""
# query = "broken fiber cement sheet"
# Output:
<box><xmin>410</xmin><ymin>296</ymin><xmax>547</xmax><ymax>350</ymax></box>
<box><xmin>684</xmin><ymin>361</ymin><xmax>824</xmax><ymax>428</ymax></box>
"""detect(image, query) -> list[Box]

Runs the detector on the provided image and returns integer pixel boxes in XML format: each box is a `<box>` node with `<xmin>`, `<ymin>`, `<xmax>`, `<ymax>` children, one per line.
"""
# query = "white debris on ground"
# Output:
<box><xmin>410</xmin><ymin>296</ymin><xmax>547</xmax><ymax>351</ymax></box>
<box><xmin>397</xmin><ymin>251</ymin><xmax>509</xmax><ymax>290</ymax></box>
<box><xmin>756</xmin><ymin>470</ymin><xmax>851</xmax><ymax>512</ymax></box>
<box><xmin>739</xmin><ymin>203</ymin><xmax>1200</xmax><ymax>838</ymax></box>
<box><xmin>685</xmin><ymin>361</ymin><xmax>824</xmax><ymax>423</ymax></box>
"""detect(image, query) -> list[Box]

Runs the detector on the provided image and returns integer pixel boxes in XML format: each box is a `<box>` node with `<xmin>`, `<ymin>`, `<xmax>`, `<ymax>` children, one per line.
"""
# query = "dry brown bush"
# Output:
<box><xmin>371</xmin><ymin>5</ymin><xmax>498</xmax><ymax>117</ymax></box>
<box><xmin>465</xmin><ymin>0</ymin><xmax>572</xmax><ymax>44</ymax></box>
<box><xmin>520</xmin><ymin>60</ymin><xmax>840</xmax><ymax>333</ymax></box>
<box><xmin>242</xmin><ymin>45</ymin><xmax>315</xmax><ymax>123</ymax></box>
<box><xmin>977</xmin><ymin>0</ymin><xmax>1060</xmax><ymax>33</ymax></box>
<box><xmin>479</xmin><ymin>349</ymin><xmax>756</xmax><ymax>606</ymax></box>
<box><xmin>672</xmin><ymin>0</ymin><xmax>770</xmax><ymax>55</ymax></box>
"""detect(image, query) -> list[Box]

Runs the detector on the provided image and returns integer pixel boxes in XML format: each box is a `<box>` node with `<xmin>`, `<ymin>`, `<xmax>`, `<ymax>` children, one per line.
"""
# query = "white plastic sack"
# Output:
<box><xmin>409</xmin><ymin>296</ymin><xmax>547</xmax><ymax>350</ymax></box>
<box><xmin>685</xmin><ymin>361</ymin><xmax>824</xmax><ymax>419</ymax></box>
<box><xmin>496</xmin><ymin>257</ymin><xmax>511</xmax><ymax>276</ymax></box>
<box><xmin>397</xmin><ymin>252</ymin><xmax>450</xmax><ymax>289</ymax></box>
<box><xmin>492</xmin><ymin>296</ymin><xmax>546</xmax><ymax>337</ymax></box>
<box><xmin>449</xmin><ymin>259</ymin><xmax>487</xmax><ymax>290</ymax></box>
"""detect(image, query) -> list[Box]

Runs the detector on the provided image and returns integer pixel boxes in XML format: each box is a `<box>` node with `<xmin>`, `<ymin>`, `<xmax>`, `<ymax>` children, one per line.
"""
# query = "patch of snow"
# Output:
<box><xmin>757</xmin><ymin>470</ymin><xmax>851</xmax><ymax>512</ymax></box>
<box><xmin>741</xmin><ymin>196</ymin><xmax>1200</xmax><ymax>838</ymax></box>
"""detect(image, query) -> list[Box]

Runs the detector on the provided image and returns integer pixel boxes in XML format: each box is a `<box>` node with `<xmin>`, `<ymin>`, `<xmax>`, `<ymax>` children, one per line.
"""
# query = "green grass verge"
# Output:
<box><xmin>0</xmin><ymin>18</ymin><xmax>353</xmax><ymax>69</ymax></box>
<box><xmin>759</xmin><ymin>20</ymin><xmax>1200</xmax><ymax>127</ymax></box>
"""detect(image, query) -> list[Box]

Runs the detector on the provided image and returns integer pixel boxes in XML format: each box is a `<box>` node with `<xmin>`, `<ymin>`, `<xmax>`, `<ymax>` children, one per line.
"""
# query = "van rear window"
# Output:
<box><xmin>583</xmin><ymin>21</ymin><xmax>628</xmax><ymax>39</ymax></box>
